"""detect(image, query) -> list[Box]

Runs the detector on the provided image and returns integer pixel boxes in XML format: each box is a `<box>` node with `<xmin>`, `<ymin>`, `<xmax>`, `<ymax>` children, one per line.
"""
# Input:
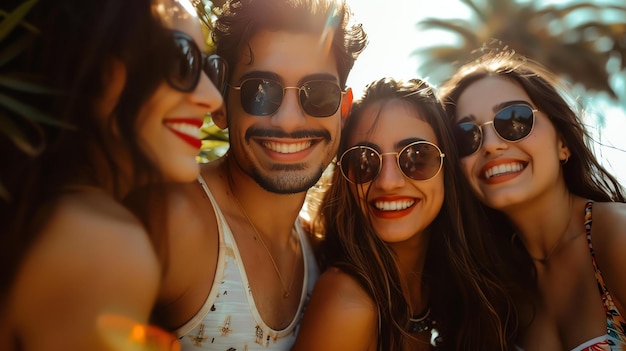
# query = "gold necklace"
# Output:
<box><xmin>513</xmin><ymin>198</ymin><xmax>574</xmax><ymax>264</ymax></box>
<box><xmin>531</xmin><ymin>230</ymin><xmax>568</xmax><ymax>264</ymax></box>
<box><xmin>228</xmin><ymin>177</ymin><xmax>299</xmax><ymax>298</ymax></box>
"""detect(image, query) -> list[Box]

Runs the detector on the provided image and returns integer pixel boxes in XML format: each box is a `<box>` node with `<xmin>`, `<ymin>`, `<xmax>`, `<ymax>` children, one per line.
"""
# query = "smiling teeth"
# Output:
<box><xmin>263</xmin><ymin>141</ymin><xmax>312</xmax><ymax>154</ymax></box>
<box><xmin>374</xmin><ymin>199</ymin><xmax>415</xmax><ymax>211</ymax></box>
<box><xmin>485</xmin><ymin>163</ymin><xmax>524</xmax><ymax>179</ymax></box>
<box><xmin>166</xmin><ymin>122</ymin><xmax>200</xmax><ymax>139</ymax></box>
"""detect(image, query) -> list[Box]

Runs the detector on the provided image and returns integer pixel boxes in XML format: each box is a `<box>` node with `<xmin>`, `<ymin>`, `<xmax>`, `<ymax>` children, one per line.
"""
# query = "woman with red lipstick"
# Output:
<box><xmin>0</xmin><ymin>0</ymin><xmax>223</xmax><ymax>350</ymax></box>
<box><xmin>439</xmin><ymin>48</ymin><xmax>626</xmax><ymax>351</ymax></box>
<box><xmin>293</xmin><ymin>78</ymin><xmax>518</xmax><ymax>350</ymax></box>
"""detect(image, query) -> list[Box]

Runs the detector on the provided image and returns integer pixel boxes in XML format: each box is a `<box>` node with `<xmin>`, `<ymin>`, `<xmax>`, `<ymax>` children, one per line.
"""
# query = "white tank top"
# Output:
<box><xmin>176</xmin><ymin>175</ymin><xmax>319</xmax><ymax>350</ymax></box>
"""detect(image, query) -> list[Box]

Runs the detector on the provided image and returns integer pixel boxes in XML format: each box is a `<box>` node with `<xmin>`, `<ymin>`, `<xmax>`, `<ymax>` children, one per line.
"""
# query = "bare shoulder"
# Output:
<box><xmin>154</xmin><ymin>168</ymin><xmax>220</xmax><ymax>328</ymax></box>
<box><xmin>589</xmin><ymin>201</ymin><xmax>626</xmax><ymax>312</ymax></box>
<box><xmin>162</xmin><ymin>180</ymin><xmax>217</xmax><ymax>244</ymax></box>
<box><xmin>38</xmin><ymin>191</ymin><xmax>159</xmax><ymax>269</ymax></box>
<box><xmin>590</xmin><ymin>201</ymin><xmax>626</xmax><ymax>244</ymax></box>
<box><xmin>292</xmin><ymin>267</ymin><xmax>377</xmax><ymax>351</ymax></box>
<box><xmin>158</xmin><ymin>166</ymin><xmax>221</xmax><ymax>251</ymax></box>
<box><xmin>166</xmin><ymin>162</ymin><xmax>221</xmax><ymax>234</ymax></box>
<box><xmin>8</xmin><ymin>192</ymin><xmax>160</xmax><ymax>350</ymax></box>
<box><xmin>312</xmin><ymin>267</ymin><xmax>375</xmax><ymax>308</ymax></box>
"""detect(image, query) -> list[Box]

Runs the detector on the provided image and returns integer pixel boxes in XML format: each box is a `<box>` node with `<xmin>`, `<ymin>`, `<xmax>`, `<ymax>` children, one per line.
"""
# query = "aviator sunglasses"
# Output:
<box><xmin>168</xmin><ymin>31</ymin><xmax>227</xmax><ymax>94</ymax></box>
<box><xmin>230</xmin><ymin>78</ymin><xmax>343</xmax><ymax>117</ymax></box>
<box><xmin>337</xmin><ymin>141</ymin><xmax>445</xmax><ymax>184</ymax></box>
<box><xmin>454</xmin><ymin>104</ymin><xmax>537</xmax><ymax>157</ymax></box>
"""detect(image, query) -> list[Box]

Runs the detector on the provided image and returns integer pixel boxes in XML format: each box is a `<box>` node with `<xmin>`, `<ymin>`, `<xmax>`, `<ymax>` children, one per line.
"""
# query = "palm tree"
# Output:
<box><xmin>416</xmin><ymin>0</ymin><xmax>626</xmax><ymax>102</ymax></box>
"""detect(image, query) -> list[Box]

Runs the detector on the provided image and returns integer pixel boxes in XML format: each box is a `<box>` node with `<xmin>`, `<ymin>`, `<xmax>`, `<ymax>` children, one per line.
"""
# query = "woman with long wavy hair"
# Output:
<box><xmin>439</xmin><ymin>49</ymin><xmax>626</xmax><ymax>350</ymax></box>
<box><xmin>294</xmin><ymin>78</ymin><xmax>518</xmax><ymax>350</ymax></box>
<box><xmin>0</xmin><ymin>0</ymin><xmax>224</xmax><ymax>349</ymax></box>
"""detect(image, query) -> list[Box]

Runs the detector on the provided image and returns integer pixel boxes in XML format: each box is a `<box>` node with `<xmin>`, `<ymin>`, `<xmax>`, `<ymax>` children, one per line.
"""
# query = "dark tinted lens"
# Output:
<box><xmin>340</xmin><ymin>147</ymin><xmax>381</xmax><ymax>184</ymax></box>
<box><xmin>454</xmin><ymin>123</ymin><xmax>482</xmax><ymax>157</ymax></box>
<box><xmin>170</xmin><ymin>36</ymin><xmax>201</xmax><ymax>92</ymax></box>
<box><xmin>398</xmin><ymin>142</ymin><xmax>443</xmax><ymax>181</ymax></box>
<box><xmin>299</xmin><ymin>81</ymin><xmax>342</xmax><ymax>117</ymax></box>
<box><xmin>493</xmin><ymin>105</ymin><xmax>534</xmax><ymax>141</ymax></box>
<box><xmin>239</xmin><ymin>79</ymin><xmax>283</xmax><ymax>116</ymax></box>
<box><xmin>204</xmin><ymin>55</ymin><xmax>227</xmax><ymax>96</ymax></box>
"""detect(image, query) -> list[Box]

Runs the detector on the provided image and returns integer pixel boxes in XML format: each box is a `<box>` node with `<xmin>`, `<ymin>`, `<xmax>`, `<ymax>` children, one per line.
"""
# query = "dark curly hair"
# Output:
<box><xmin>212</xmin><ymin>0</ymin><xmax>367</xmax><ymax>88</ymax></box>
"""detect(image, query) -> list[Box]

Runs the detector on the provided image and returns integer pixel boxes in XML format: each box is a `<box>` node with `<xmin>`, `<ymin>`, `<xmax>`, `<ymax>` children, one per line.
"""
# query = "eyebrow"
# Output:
<box><xmin>351</xmin><ymin>137</ymin><xmax>428</xmax><ymax>152</ymax></box>
<box><xmin>457</xmin><ymin>100</ymin><xmax>532</xmax><ymax>123</ymax></box>
<box><xmin>237</xmin><ymin>71</ymin><xmax>280</xmax><ymax>83</ymax></box>
<box><xmin>395</xmin><ymin>137</ymin><xmax>427</xmax><ymax>149</ymax></box>
<box><xmin>236</xmin><ymin>71</ymin><xmax>339</xmax><ymax>85</ymax></box>
<box><xmin>352</xmin><ymin>141</ymin><xmax>380</xmax><ymax>152</ymax></box>
<box><xmin>492</xmin><ymin>100</ymin><xmax>531</xmax><ymax>112</ymax></box>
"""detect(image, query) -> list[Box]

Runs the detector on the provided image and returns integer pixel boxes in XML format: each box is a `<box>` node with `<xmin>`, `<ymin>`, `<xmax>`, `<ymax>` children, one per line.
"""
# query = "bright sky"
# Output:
<box><xmin>345</xmin><ymin>0</ymin><xmax>626</xmax><ymax>186</ymax></box>
<box><xmin>346</xmin><ymin>0</ymin><xmax>468</xmax><ymax>97</ymax></box>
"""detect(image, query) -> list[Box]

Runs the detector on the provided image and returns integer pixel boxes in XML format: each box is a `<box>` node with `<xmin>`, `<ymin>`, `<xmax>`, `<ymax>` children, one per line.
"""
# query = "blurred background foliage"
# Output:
<box><xmin>0</xmin><ymin>0</ymin><xmax>73</xmax><ymax>201</ymax></box>
<box><xmin>197</xmin><ymin>0</ymin><xmax>626</xmax><ymax>162</ymax></box>
<box><xmin>3</xmin><ymin>0</ymin><xmax>625</xmax><ymax>177</ymax></box>
<box><xmin>416</xmin><ymin>0</ymin><xmax>626</xmax><ymax>104</ymax></box>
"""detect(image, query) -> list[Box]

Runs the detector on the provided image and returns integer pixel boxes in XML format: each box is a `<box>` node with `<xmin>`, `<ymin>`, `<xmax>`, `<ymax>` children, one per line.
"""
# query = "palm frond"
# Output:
<box><xmin>0</xmin><ymin>74</ymin><xmax>57</xmax><ymax>94</ymax></box>
<box><xmin>417</xmin><ymin>0</ymin><xmax>626</xmax><ymax>101</ymax></box>
<box><xmin>0</xmin><ymin>0</ymin><xmax>64</xmax><ymax>202</ymax></box>
<box><xmin>0</xmin><ymin>109</ymin><xmax>44</xmax><ymax>156</ymax></box>
<box><xmin>0</xmin><ymin>0</ymin><xmax>37</xmax><ymax>41</ymax></box>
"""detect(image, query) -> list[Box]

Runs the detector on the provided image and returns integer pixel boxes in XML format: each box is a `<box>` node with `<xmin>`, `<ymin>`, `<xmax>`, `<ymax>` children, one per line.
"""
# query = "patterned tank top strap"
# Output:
<box><xmin>584</xmin><ymin>200</ymin><xmax>626</xmax><ymax>349</ymax></box>
<box><xmin>584</xmin><ymin>200</ymin><xmax>593</xmax><ymax>248</ymax></box>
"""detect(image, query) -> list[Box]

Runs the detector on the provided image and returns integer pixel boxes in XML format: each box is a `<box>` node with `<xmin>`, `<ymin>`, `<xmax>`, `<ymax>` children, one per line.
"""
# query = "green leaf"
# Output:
<box><xmin>0</xmin><ymin>31</ymin><xmax>34</xmax><ymax>66</ymax></box>
<box><xmin>0</xmin><ymin>0</ymin><xmax>38</xmax><ymax>41</ymax></box>
<box><xmin>0</xmin><ymin>109</ymin><xmax>45</xmax><ymax>156</ymax></box>
<box><xmin>0</xmin><ymin>92</ymin><xmax>74</xmax><ymax>128</ymax></box>
<box><xmin>0</xmin><ymin>74</ymin><xmax>57</xmax><ymax>94</ymax></box>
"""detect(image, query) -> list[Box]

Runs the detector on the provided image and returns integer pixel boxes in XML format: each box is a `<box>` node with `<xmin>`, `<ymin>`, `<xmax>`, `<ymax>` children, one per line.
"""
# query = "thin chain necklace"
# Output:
<box><xmin>228</xmin><ymin>176</ymin><xmax>299</xmax><ymax>298</ymax></box>
<box><xmin>514</xmin><ymin>197</ymin><xmax>574</xmax><ymax>264</ymax></box>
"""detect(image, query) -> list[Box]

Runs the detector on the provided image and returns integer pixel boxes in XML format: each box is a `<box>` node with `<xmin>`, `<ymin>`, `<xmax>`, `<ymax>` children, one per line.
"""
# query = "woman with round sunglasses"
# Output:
<box><xmin>293</xmin><ymin>78</ymin><xmax>518</xmax><ymax>350</ymax></box>
<box><xmin>0</xmin><ymin>0</ymin><xmax>224</xmax><ymax>350</ymax></box>
<box><xmin>439</xmin><ymin>49</ymin><xmax>626</xmax><ymax>350</ymax></box>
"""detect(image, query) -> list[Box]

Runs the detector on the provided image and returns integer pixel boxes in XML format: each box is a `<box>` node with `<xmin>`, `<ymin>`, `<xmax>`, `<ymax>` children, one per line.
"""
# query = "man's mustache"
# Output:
<box><xmin>245</xmin><ymin>128</ymin><xmax>332</xmax><ymax>141</ymax></box>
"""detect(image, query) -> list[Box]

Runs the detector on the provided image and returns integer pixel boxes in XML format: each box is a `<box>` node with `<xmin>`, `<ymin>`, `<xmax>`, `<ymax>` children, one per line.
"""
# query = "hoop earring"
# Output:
<box><xmin>560</xmin><ymin>155</ymin><xmax>569</xmax><ymax>165</ymax></box>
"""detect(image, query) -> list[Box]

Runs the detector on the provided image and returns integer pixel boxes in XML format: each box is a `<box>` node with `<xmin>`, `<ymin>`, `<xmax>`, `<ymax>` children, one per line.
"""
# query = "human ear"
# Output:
<box><xmin>97</xmin><ymin>59</ymin><xmax>127</xmax><ymax>119</ymax></box>
<box><xmin>558</xmin><ymin>137</ymin><xmax>571</xmax><ymax>164</ymax></box>
<box><xmin>211</xmin><ymin>104</ymin><xmax>228</xmax><ymax>130</ymax></box>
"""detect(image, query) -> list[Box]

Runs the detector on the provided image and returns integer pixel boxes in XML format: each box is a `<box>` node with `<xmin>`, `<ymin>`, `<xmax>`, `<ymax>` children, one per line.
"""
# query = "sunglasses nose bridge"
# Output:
<box><xmin>480</xmin><ymin>119</ymin><xmax>502</xmax><ymax>141</ymax></box>
<box><xmin>282</xmin><ymin>85</ymin><xmax>319</xmax><ymax>119</ymax></box>
<box><xmin>269</xmin><ymin>86</ymin><xmax>307</xmax><ymax>128</ymax></box>
<box><xmin>374</xmin><ymin>152</ymin><xmax>406</xmax><ymax>187</ymax></box>
<box><xmin>479</xmin><ymin>119</ymin><xmax>510</xmax><ymax>153</ymax></box>
<box><xmin>282</xmin><ymin>85</ymin><xmax>304</xmax><ymax>102</ymax></box>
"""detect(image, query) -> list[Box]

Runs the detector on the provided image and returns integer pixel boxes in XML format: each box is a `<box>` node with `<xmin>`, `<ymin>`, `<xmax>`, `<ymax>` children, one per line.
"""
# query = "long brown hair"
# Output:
<box><xmin>0</xmin><ymin>0</ymin><xmax>181</xmax><ymax>304</ymax></box>
<box><xmin>438</xmin><ymin>48</ymin><xmax>626</xmax><ymax>334</ymax></box>
<box><xmin>312</xmin><ymin>78</ymin><xmax>519</xmax><ymax>350</ymax></box>
<box><xmin>438</xmin><ymin>49</ymin><xmax>624</xmax><ymax>203</ymax></box>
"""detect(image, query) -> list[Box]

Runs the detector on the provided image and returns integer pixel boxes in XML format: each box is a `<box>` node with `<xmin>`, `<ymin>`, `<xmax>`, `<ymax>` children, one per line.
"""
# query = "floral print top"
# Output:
<box><xmin>584</xmin><ymin>200</ymin><xmax>626</xmax><ymax>351</ymax></box>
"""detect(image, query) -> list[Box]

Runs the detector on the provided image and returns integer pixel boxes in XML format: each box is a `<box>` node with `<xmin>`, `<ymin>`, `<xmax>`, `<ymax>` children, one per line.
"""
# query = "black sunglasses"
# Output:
<box><xmin>454</xmin><ymin>104</ymin><xmax>537</xmax><ymax>157</ymax></box>
<box><xmin>229</xmin><ymin>78</ymin><xmax>343</xmax><ymax>117</ymax></box>
<box><xmin>337</xmin><ymin>141</ymin><xmax>445</xmax><ymax>184</ymax></box>
<box><xmin>168</xmin><ymin>31</ymin><xmax>227</xmax><ymax>94</ymax></box>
